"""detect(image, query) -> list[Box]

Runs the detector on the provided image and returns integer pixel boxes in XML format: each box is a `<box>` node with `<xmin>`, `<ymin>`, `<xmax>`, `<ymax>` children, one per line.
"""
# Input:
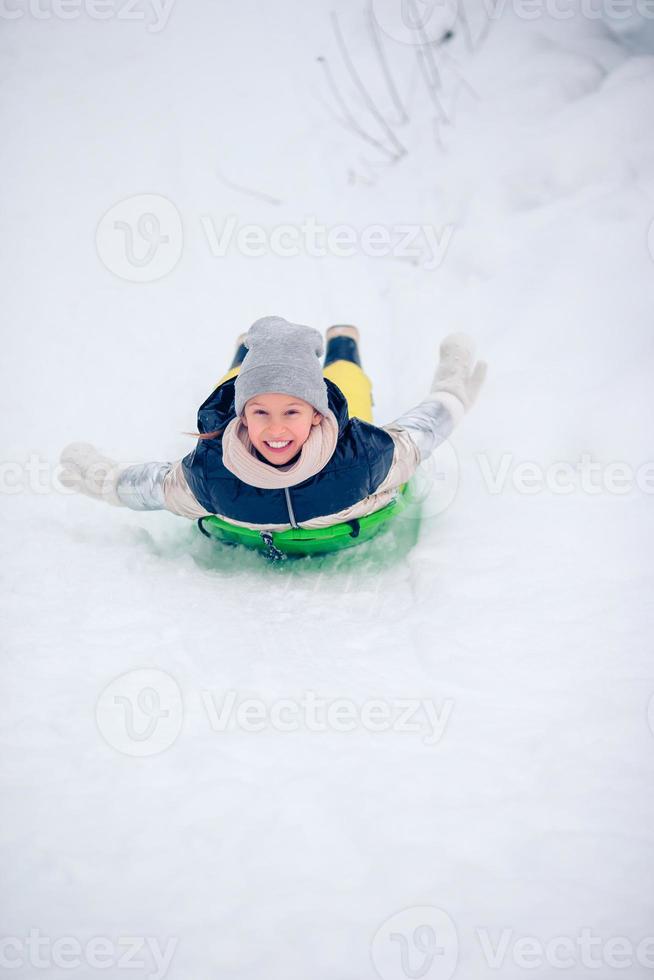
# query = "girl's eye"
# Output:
<box><xmin>254</xmin><ymin>409</ymin><xmax>297</xmax><ymax>416</ymax></box>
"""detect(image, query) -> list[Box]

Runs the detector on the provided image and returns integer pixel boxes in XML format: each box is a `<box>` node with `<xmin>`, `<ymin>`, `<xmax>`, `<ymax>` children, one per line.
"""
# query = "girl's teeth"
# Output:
<box><xmin>266</xmin><ymin>440</ymin><xmax>291</xmax><ymax>448</ymax></box>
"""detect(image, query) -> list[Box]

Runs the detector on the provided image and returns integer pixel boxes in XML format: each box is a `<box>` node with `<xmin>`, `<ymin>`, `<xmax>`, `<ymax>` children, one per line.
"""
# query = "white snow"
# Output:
<box><xmin>2</xmin><ymin>1</ymin><xmax>654</xmax><ymax>978</ymax></box>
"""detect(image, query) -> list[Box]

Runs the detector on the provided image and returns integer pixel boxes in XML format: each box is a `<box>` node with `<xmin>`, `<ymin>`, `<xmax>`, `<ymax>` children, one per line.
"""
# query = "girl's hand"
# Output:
<box><xmin>59</xmin><ymin>442</ymin><xmax>123</xmax><ymax>506</ymax></box>
<box><xmin>430</xmin><ymin>332</ymin><xmax>487</xmax><ymax>411</ymax></box>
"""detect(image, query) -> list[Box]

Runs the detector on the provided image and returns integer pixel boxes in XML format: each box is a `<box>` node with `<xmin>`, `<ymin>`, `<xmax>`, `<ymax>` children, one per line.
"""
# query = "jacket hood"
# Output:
<box><xmin>197</xmin><ymin>376</ymin><xmax>350</xmax><ymax>437</ymax></box>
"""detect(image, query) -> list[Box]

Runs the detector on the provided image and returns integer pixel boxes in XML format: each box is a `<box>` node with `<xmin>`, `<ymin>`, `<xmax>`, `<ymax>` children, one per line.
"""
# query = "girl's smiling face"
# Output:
<box><xmin>242</xmin><ymin>392</ymin><xmax>322</xmax><ymax>464</ymax></box>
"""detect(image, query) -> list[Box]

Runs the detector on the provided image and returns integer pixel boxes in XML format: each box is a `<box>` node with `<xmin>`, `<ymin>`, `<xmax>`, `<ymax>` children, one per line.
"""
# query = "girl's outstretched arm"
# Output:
<box><xmin>377</xmin><ymin>333</ymin><xmax>487</xmax><ymax>487</ymax></box>
<box><xmin>114</xmin><ymin>461</ymin><xmax>173</xmax><ymax>510</ymax></box>
<box><xmin>59</xmin><ymin>445</ymin><xmax>210</xmax><ymax>519</ymax></box>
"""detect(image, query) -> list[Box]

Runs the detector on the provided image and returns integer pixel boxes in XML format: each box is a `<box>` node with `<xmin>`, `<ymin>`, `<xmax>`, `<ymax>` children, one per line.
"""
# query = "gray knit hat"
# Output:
<box><xmin>234</xmin><ymin>315</ymin><xmax>329</xmax><ymax>417</ymax></box>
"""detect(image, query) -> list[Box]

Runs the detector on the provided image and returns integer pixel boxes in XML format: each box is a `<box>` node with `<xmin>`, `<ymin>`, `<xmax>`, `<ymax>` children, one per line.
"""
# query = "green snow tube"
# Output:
<box><xmin>197</xmin><ymin>482</ymin><xmax>413</xmax><ymax>559</ymax></box>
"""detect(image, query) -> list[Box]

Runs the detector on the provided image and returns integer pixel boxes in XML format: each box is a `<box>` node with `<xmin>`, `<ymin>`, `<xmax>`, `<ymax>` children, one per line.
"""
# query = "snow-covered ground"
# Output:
<box><xmin>2</xmin><ymin>1</ymin><xmax>654</xmax><ymax>977</ymax></box>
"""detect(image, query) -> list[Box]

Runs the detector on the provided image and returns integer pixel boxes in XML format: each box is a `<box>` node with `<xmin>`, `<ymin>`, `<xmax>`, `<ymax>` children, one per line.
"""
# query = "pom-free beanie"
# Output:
<box><xmin>234</xmin><ymin>315</ymin><xmax>329</xmax><ymax>417</ymax></box>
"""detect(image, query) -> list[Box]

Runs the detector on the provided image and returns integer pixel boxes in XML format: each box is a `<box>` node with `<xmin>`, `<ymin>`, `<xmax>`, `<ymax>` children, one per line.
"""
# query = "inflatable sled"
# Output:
<box><xmin>197</xmin><ymin>481</ymin><xmax>413</xmax><ymax>560</ymax></box>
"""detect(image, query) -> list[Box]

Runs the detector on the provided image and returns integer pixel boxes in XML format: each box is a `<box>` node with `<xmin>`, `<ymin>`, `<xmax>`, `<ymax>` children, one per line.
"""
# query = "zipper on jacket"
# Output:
<box><xmin>284</xmin><ymin>487</ymin><xmax>300</xmax><ymax>528</ymax></box>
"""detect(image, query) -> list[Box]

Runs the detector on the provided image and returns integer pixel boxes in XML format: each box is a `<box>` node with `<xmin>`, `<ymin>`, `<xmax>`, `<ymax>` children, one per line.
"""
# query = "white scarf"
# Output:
<box><xmin>221</xmin><ymin>411</ymin><xmax>340</xmax><ymax>489</ymax></box>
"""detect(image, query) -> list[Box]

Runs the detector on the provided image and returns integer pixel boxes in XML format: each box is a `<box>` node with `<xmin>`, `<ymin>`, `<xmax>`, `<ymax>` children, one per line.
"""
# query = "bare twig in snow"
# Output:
<box><xmin>432</xmin><ymin>118</ymin><xmax>446</xmax><ymax>152</ymax></box>
<box><xmin>317</xmin><ymin>56</ymin><xmax>399</xmax><ymax>160</ymax></box>
<box><xmin>406</xmin><ymin>0</ymin><xmax>442</xmax><ymax>90</ymax></box>
<box><xmin>215</xmin><ymin>167</ymin><xmax>283</xmax><ymax>206</ymax></box>
<box><xmin>347</xmin><ymin>168</ymin><xmax>376</xmax><ymax>186</ymax></box>
<box><xmin>366</xmin><ymin>0</ymin><xmax>409</xmax><ymax>125</ymax></box>
<box><xmin>349</xmin><ymin>152</ymin><xmax>398</xmax><ymax>186</ymax></box>
<box><xmin>416</xmin><ymin>48</ymin><xmax>448</xmax><ymax>124</ymax></box>
<box><xmin>358</xmin><ymin>154</ymin><xmax>396</xmax><ymax>178</ymax></box>
<box><xmin>330</xmin><ymin>10</ymin><xmax>407</xmax><ymax>159</ymax></box>
<box><xmin>439</xmin><ymin>49</ymin><xmax>482</xmax><ymax>101</ymax></box>
<box><xmin>456</xmin><ymin>0</ymin><xmax>475</xmax><ymax>53</ymax></box>
<box><xmin>475</xmin><ymin>0</ymin><xmax>499</xmax><ymax>48</ymax></box>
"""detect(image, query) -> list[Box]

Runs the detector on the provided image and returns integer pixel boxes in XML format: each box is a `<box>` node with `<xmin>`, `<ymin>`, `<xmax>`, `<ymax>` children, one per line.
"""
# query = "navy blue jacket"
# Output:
<box><xmin>181</xmin><ymin>377</ymin><xmax>395</xmax><ymax>525</ymax></box>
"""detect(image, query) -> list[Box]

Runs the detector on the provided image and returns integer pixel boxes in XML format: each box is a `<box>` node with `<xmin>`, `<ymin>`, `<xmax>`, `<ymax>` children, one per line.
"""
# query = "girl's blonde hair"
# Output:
<box><xmin>183</xmin><ymin>428</ymin><xmax>223</xmax><ymax>441</ymax></box>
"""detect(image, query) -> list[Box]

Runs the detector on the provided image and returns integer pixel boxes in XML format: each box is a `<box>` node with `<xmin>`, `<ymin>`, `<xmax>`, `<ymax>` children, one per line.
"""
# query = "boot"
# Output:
<box><xmin>324</xmin><ymin>324</ymin><xmax>362</xmax><ymax>368</ymax></box>
<box><xmin>229</xmin><ymin>332</ymin><xmax>249</xmax><ymax>369</ymax></box>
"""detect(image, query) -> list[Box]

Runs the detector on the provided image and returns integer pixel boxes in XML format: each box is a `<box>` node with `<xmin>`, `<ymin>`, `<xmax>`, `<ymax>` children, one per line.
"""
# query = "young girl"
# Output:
<box><xmin>60</xmin><ymin>316</ymin><xmax>487</xmax><ymax>532</ymax></box>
